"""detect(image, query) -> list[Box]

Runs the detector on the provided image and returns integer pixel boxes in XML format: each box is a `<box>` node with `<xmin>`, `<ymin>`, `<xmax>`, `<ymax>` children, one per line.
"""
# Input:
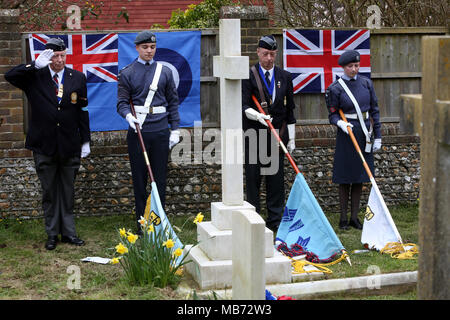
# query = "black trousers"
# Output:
<box><xmin>244</xmin><ymin>129</ymin><xmax>285</xmax><ymax>231</ymax></box>
<box><xmin>127</xmin><ymin>128</ymin><xmax>169</xmax><ymax>225</ymax></box>
<box><xmin>33</xmin><ymin>152</ymin><xmax>80</xmax><ymax>237</ymax></box>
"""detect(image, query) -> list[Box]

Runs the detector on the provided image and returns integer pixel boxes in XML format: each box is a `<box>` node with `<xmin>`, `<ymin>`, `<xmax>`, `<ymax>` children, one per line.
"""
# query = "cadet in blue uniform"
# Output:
<box><xmin>117</xmin><ymin>31</ymin><xmax>180</xmax><ymax>233</ymax></box>
<box><xmin>242</xmin><ymin>35</ymin><xmax>297</xmax><ymax>233</ymax></box>
<box><xmin>5</xmin><ymin>38</ymin><xmax>90</xmax><ymax>250</ymax></box>
<box><xmin>325</xmin><ymin>50</ymin><xmax>382</xmax><ymax>230</ymax></box>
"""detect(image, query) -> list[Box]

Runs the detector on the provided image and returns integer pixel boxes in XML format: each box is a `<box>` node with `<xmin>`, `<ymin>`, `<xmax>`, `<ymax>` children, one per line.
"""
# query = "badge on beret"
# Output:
<box><xmin>71</xmin><ymin>92</ymin><xmax>77</xmax><ymax>104</ymax></box>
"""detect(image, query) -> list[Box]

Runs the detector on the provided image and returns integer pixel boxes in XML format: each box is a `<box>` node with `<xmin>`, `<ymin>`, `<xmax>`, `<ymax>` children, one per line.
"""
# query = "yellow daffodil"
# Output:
<box><xmin>147</xmin><ymin>224</ymin><xmax>154</xmax><ymax>234</ymax></box>
<box><xmin>115</xmin><ymin>242</ymin><xmax>128</xmax><ymax>255</ymax></box>
<box><xmin>110</xmin><ymin>257</ymin><xmax>120</xmax><ymax>264</ymax></box>
<box><xmin>119</xmin><ymin>228</ymin><xmax>127</xmax><ymax>238</ymax></box>
<box><xmin>193</xmin><ymin>212</ymin><xmax>204</xmax><ymax>224</ymax></box>
<box><xmin>173</xmin><ymin>248</ymin><xmax>183</xmax><ymax>257</ymax></box>
<box><xmin>163</xmin><ymin>239</ymin><xmax>175</xmax><ymax>249</ymax></box>
<box><xmin>127</xmin><ymin>233</ymin><xmax>138</xmax><ymax>244</ymax></box>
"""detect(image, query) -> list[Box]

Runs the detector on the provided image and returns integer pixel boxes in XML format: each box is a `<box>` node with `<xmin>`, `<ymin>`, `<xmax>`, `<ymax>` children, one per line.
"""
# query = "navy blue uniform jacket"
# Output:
<box><xmin>5</xmin><ymin>62</ymin><xmax>90</xmax><ymax>157</ymax></box>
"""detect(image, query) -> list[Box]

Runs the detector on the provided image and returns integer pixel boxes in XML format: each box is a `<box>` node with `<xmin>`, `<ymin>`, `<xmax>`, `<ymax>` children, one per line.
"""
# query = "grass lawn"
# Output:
<box><xmin>0</xmin><ymin>204</ymin><xmax>418</xmax><ymax>300</ymax></box>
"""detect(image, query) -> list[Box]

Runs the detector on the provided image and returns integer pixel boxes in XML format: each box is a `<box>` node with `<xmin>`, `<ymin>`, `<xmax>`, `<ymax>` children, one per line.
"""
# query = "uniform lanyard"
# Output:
<box><xmin>258</xmin><ymin>66</ymin><xmax>275</xmax><ymax>98</ymax></box>
<box><xmin>54</xmin><ymin>71</ymin><xmax>65</xmax><ymax>104</ymax></box>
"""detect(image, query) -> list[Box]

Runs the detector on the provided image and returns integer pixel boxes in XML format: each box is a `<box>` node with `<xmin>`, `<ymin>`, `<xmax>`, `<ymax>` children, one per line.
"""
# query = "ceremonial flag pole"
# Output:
<box><xmin>339</xmin><ymin>110</ymin><xmax>403</xmax><ymax>250</ymax></box>
<box><xmin>252</xmin><ymin>95</ymin><xmax>351</xmax><ymax>266</ymax></box>
<box><xmin>129</xmin><ymin>101</ymin><xmax>184</xmax><ymax>263</ymax></box>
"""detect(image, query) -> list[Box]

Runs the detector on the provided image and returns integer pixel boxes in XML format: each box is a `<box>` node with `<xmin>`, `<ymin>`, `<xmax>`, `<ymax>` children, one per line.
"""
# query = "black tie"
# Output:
<box><xmin>265</xmin><ymin>71</ymin><xmax>270</xmax><ymax>85</ymax></box>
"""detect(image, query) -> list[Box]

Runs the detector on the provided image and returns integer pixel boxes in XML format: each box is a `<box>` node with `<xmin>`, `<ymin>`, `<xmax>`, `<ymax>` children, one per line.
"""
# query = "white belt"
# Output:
<box><xmin>344</xmin><ymin>112</ymin><xmax>369</xmax><ymax>120</ymax></box>
<box><xmin>134</xmin><ymin>105</ymin><xmax>167</xmax><ymax>114</ymax></box>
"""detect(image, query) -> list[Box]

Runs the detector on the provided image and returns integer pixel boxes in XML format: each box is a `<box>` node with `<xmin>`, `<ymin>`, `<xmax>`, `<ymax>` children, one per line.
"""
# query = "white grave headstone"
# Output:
<box><xmin>232</xmin><ymin>209</ymin><xmax>265</xmax><ymax>300</ymax></box>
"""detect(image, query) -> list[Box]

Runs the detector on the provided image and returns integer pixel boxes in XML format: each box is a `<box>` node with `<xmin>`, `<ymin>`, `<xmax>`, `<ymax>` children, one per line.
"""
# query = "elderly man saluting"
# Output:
<box><xmin>5</xmin><ymin>38</ymin><xmax>91</xmax><ymax>250</ymax></box>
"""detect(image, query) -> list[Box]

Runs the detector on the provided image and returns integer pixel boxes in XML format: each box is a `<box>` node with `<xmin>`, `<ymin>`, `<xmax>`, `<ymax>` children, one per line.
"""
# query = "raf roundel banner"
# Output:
<box><xmin>28</xmin><ymin>31</ymin><xmax>201</xmax><ymax>131</ymax></box>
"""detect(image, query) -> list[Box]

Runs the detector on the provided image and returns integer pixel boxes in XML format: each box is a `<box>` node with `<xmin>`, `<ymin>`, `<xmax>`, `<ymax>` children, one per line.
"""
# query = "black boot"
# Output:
<box><xmin>348</xmin><ymin>218</ymin><xmax>363</xmax><ymax>230</ymax></box>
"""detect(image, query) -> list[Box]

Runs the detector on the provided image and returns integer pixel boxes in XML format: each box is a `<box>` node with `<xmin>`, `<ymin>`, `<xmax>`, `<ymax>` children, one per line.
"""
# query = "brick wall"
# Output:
<box><xmin>0</xmin><ymin>10</ymin><xmax>31</xmax><ymax>159</ymax></box>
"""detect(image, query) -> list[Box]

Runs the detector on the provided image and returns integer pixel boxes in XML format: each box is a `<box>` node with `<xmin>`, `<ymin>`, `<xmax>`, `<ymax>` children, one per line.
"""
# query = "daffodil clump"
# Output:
<box><xmin>110</xmin><ymin>214</ymin><xmax>195</xmax><ymax>288</ymax></box>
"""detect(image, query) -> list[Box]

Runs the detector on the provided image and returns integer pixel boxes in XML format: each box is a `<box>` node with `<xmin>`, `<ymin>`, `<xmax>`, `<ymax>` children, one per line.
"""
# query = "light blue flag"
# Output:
<box><xmin>119</xmin><ymin>31</ymin><xmax>201</xmax><ymax>128</ymax></box>
<box><xmin>276</xmin><ymin>173</ymin><xmax>345</xmax><ymax>260</ymax></box>
<box><xmin>147</xmin><ymin>181</ymin><xmax>184</xmax><ymax>265</ymax></box>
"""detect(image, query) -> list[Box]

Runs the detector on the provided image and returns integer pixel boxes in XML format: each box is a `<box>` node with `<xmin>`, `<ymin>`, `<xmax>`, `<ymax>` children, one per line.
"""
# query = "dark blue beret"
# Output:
<box><xmin>134</xmin><ymin>31</ymin><xmax>156</xmax><ymax>45</ymax></box>
<box><xmin>258</xmin><ymin>35</ymin><xmax>277</xmax><ymax>50</ymax></box>
<box><xmin>45</xmin><ymin>38</ymin><xmax>66</xmax><ymax>51</ymax></box>
<box><xmin>338</xmin><ymin>50</ymin><xmax>360</xmax><ymax>66</ymax></box>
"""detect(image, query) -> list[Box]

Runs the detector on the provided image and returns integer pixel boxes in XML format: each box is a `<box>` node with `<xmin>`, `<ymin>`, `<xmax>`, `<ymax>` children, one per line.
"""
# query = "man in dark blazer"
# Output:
<box><xmin>5</xmin><ymin>38</ymin><xmax>91</xmax><ymax>250</ymax></box>
<box><xmin>242</xmin><ymin>35</ymin><xmax>297</xmax><ymax>233</ymax></box>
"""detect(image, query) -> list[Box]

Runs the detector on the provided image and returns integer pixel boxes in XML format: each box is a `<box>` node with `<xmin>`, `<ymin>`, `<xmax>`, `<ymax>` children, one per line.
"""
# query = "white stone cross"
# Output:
<box><xmin>213</xmin><ymin>18</ymin><xmax>249</xmax><ymax>206</ymax></box>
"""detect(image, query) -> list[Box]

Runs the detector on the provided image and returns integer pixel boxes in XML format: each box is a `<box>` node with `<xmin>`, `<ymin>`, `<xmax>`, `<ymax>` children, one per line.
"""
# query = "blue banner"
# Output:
<box><xmin>276</xmin><ymin>173</ymin><xmax>345</xmax><ymax>260</ymax></box>
<box><xmin>29</xmin><ymin>32</ymin><xmax>201</xmax><ymax>131</ymax></box>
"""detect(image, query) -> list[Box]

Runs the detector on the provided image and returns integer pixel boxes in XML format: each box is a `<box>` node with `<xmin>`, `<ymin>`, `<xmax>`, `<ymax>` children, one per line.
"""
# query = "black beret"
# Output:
<box><xmin>134</xmin><ymin>31</ymin><xmax>157</xmax><ymax>45</ymax></box>
<box><xmin>258</xmin><ymin>35</ymin><xmax>277</xmax><ymax>50</ymax></box>
<box><xmin>45</xmin><ymin>38</ymin><xmax>66</xmax><ymax>51</ymax></box>
<box><xmin>338</xmin><ymin>50</ymin><xmax>360</xmax><ymax>66</ymax></box>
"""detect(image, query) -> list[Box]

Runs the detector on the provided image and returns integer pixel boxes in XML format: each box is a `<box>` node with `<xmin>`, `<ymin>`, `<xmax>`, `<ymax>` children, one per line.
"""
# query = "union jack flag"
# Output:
<box><xmin>29</xmin><ymin>33</ymin><xmax>118</xmax><ymax>83</ymax></box>
<box><xmin>283</xmin><ymin>29</ymin><xmax>371</xmax><ymax>93</ymax></box>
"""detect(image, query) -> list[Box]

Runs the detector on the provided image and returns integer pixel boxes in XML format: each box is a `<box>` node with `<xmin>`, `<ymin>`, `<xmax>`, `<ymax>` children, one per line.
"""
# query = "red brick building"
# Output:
<box><xmin>78</xmin><ymin>0</ymin><xmax>203</xmax><ymax>30</ymax></box>
<box><xmin>71</xmin><ymin>0</ymin><xmax>271</xmax><ymax>30</ymax></box>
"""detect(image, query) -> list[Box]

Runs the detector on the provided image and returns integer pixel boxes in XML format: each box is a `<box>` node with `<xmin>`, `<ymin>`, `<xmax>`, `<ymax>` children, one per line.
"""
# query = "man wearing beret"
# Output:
<box><xmin>242</xmin><ymin>35</ymin><xmax>297</xmax><ymax>234</ymax></box>
<box><xmin>5</xmin><ymin>38</ymin><xmax>90</xmax><ymax>250</ymax></box>
<box><xmin>325</xmin><ymin>50</ymin><xmax>382</xmax><ymax>230</ymax></box>
<box><xmin>117</xmin><ymin>31</ymin><xmax>180</xmax><ymax>234</ymax></box>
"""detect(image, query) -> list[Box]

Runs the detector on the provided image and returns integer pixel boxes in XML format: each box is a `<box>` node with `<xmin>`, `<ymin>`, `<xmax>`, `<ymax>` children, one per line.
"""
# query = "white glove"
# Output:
<box><xmin>35</xmin><ymin>49</ymin><xmax>54</xmax><ymax>69</ymax></box>
<box><xmin>169</xmin><ymin>130</ymin><xmax>180</xmax><ymax>149</ymax></box>
<box><xmin>126</xmin><ymin>113</ymin><xmax>141</xmax><ymax>131</ymax></box>
<box><xmin>245</xmin><ymin>108</ymin><xmax>272</xmax><ymax>127</ymax></box>
<box><xmin>287</xmin><ymin>123</ymin><xmax>295</xmax><ymax>153</ymax></box>
<box><xmin>337</xmin><ymin>120</ymin><xmax>354</xmax><ymax>135</ymax></box>
<box><xmin>81</xmin><ymin>142</ymin><xmax>90</xmax><ymax>158</ymax></box>
<box><xmin>373</xmin><ymin>138</ymin><xmax>382</xmax><ymax>151</ymax></box>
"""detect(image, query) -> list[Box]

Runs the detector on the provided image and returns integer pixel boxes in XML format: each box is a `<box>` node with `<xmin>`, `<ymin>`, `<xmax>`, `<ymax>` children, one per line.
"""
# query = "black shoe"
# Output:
<box><xmin>339</xmin><ymin>220</ymin><xmax>349</xmax><ymax>230</ymax></box>
<box><xmin>45</xmin><ymin>236</ymin><xmax>58</xmax><ymax>250</ymax></box>
<box><xmin>349</xmin><ymin>219</ymin><xmax>363</xmax><ymax>230</ymax></box>
<box><xmin>61</xmin><ymin>235</ymin><xmax>85</xmax><ymax>246</ymax></box>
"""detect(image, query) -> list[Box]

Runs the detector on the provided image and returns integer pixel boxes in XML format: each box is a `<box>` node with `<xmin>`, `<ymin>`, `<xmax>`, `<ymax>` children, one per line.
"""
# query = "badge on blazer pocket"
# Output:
<box><xmin>71</xmin><ymin>92</ymin><xmax>77</xmax><ymax>104</ymax></box>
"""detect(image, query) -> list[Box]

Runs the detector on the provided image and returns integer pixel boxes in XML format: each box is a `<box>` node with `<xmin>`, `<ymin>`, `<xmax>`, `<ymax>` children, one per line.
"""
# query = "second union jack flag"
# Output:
<box><xmin>283</xmin><ymin>29</ymin><xmax>371</xmax><ymax>93</ymax></box>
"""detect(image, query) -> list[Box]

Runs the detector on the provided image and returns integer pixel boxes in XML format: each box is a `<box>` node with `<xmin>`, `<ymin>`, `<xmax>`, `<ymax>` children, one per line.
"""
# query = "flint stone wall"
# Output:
<box><xmin>0</xmin><ymin>123</ymin><xmax>420</xmax><ymax>219</ymax></box>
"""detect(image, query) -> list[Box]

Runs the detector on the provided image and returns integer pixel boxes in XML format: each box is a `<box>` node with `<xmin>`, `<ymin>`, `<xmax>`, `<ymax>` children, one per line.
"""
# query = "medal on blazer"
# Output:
<box><xmin>71</xmin><ymin>92</ymin><xmax>77</xmax><ymax>104</ymax></box>
<box><xmin>57</xmin><ymin>84</ymin><xmax>64</xmax><ymax>99</ymax></box>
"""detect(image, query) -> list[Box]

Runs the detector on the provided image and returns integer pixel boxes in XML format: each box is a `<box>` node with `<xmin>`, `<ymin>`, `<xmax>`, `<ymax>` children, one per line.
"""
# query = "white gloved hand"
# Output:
<box><xmin>81</xmin><ymin>142</ymin><xmax>90</xmax><ymax>158</ymax></box>
<box><xmin>287</xmin><ymin>123</ymin><xmax>295</xmax><ymax>153</ymax></box>
<box><xmin>373</xmin><ymin>138</ymin><xmax>382</xmax><ymax>152</ymax></box>
<box><xmin>337</xmin><ymin>120</ymin><xmax>354</xmax><ymax>135</ymax></box>
<box><xmin>35</xmin><ymin>49</ymin><xmax>54</xmax><ymax>69</ymax></box>
<box><xmin>169</xmin><ymin>130</ymin><xmax>180</xmax><ymax>149</ymax></box>
<box><xmin>287</xmin><ymin>139</ymin><xmax>295</xmax><ymax>153</ymax></box>
<box><xmin>245</xmin><ymin>108</ymin><xmax>272</xmax><ymax>127</ymax></box>
<box><xmin>126</xmin><ymin>113</ymin><xmax>141</xmax><ymax>131</ymax></box>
